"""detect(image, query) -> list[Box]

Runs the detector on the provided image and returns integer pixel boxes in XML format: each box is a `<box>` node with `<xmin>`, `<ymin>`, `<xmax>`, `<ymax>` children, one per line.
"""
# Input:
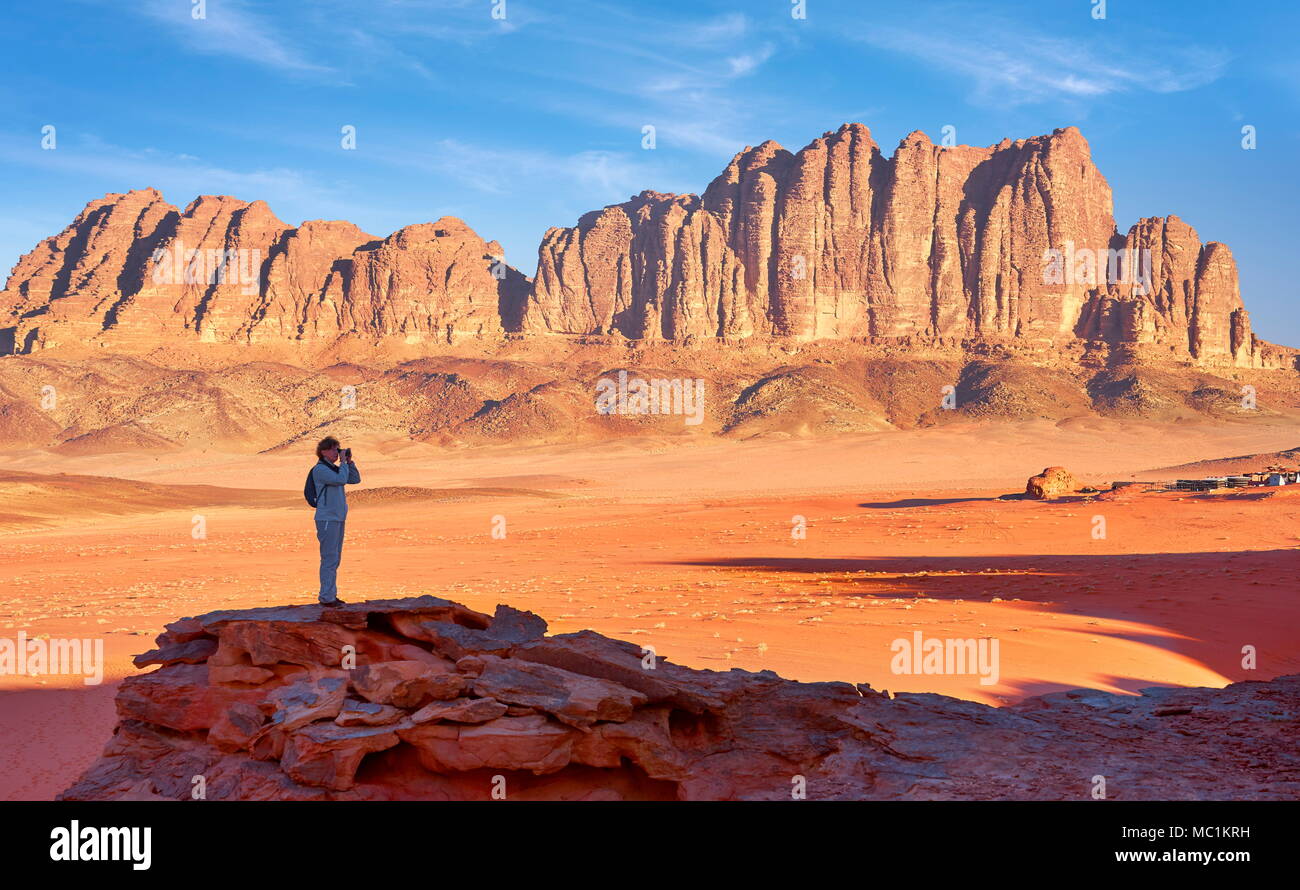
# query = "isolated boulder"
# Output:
<box><xmin>1026</xmin><ymin>466</ymin><xmax>1079</xmax><ymax>499</ymax></box>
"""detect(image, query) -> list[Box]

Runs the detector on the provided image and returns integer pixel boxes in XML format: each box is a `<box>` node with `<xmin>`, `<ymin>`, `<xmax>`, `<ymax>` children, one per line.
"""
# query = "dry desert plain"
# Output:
<box><xmin>2</xmin><ymin>416</ymin><xmax>1300</xmax><ymax>800</ymax></box>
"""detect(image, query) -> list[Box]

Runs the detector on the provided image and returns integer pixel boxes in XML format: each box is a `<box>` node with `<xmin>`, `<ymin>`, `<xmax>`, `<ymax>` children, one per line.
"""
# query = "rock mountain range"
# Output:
<box><xmin>3</xmin><ymin>123</ymin><xmax>1294</xmax><ymax>370</ymax></box>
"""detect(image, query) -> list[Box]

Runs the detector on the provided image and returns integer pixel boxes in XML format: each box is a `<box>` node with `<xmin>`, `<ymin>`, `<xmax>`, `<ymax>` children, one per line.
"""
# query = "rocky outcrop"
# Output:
<box><xmin>0</xmin><ymin>191</ymin><xmax>528</xmax><ymax>351</ymax></box>
<box><xmin>0</xmin><ymin>188</ymin><xmax>179</xmax><ymax>351</ymax></box>
<box><xmin>1026</xmin><ymin>466</ymin><xmax>1080</xmax><ymax>499</ymax></box>
<box><xmin>339</xmin><ymin>220</ymin><xmax>523</xmax><ymax>343</ymax></box>
<box><xmin>1075</xmin><ymin>215</ymin><xmax>1258</xmax><ymax>364</ymax></box>
<box><xmin>2</xmin><ymin>124</ymin><xmax>1293</xmax><ymax>369</ymax></box>
<box><xmin>249</xmin><ymin>219</ymin><xmax>376</xmax><ymax>343</ymax></box>
<box><xmin>525</xmin><ymin>191</ymin><xmax>745</xmax><ymax>341</ymax></box>
<box><xmin>62</xmin><ymin>597</ymin><xmax>1300</xmax><ymax>801</ymax></box>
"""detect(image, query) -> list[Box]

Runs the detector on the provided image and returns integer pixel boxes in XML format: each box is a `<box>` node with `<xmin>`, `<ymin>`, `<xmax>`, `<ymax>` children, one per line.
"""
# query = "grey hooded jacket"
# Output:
<box><xmin>312</xmin><ymin>460</ymin><xmax>361</xmax><ymax>522</ymax></box>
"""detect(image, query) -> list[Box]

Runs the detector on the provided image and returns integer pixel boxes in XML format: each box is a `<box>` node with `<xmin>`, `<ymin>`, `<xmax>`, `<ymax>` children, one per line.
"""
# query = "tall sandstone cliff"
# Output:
<box><xmin>0</xmin><ymin>124</ymin><xmax>1288</xmax><ymax>368</ymax></box>
<box><xmin>526</xmin><ymin>124</ymin><xmax>1277</xmax><ymax>367</ymax></box>
<box><xmin>0</xmin><ymin>188</ymin><xmax>528</xmax><ymax>352</ymax></box>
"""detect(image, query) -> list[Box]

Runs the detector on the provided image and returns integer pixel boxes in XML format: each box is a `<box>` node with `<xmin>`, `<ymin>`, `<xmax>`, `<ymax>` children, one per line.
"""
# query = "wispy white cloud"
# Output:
<box><xmin>131</xmin><ymin>0</ymin><xmax>528</xmax><ymax>80</ymax></box>
<box><xmin>516</xmin><ymin>8</ymin><xmax>785</xmax><ymax>159</ymax></box>
<box><xmin>138</xmin><ymin>0</ymin><xmax>330</xmax><ymax>74</ymax></box>
<box><xmin>332</xmin><ymin>0</ymin><xmax>543</xmax><ymax>42</ymax></box>
<box><xmin>339</xmin><ymin>27</ymin><xmax>440</xmax><ymax>83</ymax></box>
<box><xmin>728</xmin><ymin>44</ymin><xmax>775</xmax><ymax>77</ymax></box>
<box><xmin>852</xmin><ymin>12</ymin><xmax>1227</xmax><ymax>106</ymax></box>
<box><xmin>363</xmin><ymin>137</ymin><xmax>683</xmax><ymax>206</ymax></box>
<box><xmin>120</xmin><ymin>0</ymin><xmax>789</xmax><ymax>162</ymax></box>
<box><xmin>674</xmin><ymin>11</ymin><xmax>749</xmax><ymax>47</ymax></box>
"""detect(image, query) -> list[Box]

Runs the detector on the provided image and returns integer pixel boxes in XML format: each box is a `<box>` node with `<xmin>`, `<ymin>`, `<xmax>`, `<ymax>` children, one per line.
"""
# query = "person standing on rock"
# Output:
<box><xmin>307</xmin><ymin>436</ymin><xmax>361</xmax><ymax>605</ymax></box>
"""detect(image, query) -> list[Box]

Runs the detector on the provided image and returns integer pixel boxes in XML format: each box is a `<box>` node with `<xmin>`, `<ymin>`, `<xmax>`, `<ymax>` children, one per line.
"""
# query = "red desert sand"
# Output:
<box><xmin>3</xmin><ymin>418</ymin><xmax>1299</xmax><ymax>799</ymax></box>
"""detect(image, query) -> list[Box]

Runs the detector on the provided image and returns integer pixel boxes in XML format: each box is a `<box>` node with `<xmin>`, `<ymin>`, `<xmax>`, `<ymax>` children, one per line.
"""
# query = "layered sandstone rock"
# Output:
<box><xmin>526</xmin><ymin>191</ymin><xmax>745</xmax><ymax>341</ymax></box>
<box><xmin>525</xmin><ymin>124</ymin><xmax>1281</xmax><ymax>367</ymax></box>
<box><xmin>1</xmin><ymin>125</ymin><xmax>1290</xmax><ymax>369</ymax></box>
<box><xmin>0</xmin><ymin>191</ymin><xmax>528</xmax><ymax>351</ymax></box>
<box><xmin>249</xmin><ymin>219</ymin><xmax>377</xmax><ymax>343</ymax></box>
<box><xmin>529</xmin><ymin>125</ymin><xmax>1123</xmax><ymax>343</ymax></box>
<box><xmin>0</xmin><ymin>188</ymin><xmax>177</xmax><ymax>351</ymax></box>
<box><xmin>127</xmin><ymin>195</ymin><xmax>291</xmax><ymax>345</ymax></box>
<box><xmin>1075</xmin><ymin>215</ymin><xmax>1255</xmax><ymax>363</ymax></box>
<box><xmin>339</xmin><ymin>220</ymin><xmax>525</xmax><ymax>344</ymax></box>
<box><xmin>62</xmin><ymin>596</ymin><xmax>1300</xmax><ymax>801</ymax></box>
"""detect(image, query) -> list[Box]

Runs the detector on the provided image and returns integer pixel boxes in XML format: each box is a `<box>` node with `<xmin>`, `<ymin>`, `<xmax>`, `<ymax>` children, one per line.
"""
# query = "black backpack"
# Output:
<box><xmin>304</xmin><ymin>460</ymin><xmax>330</xmax><ymax>507</ymax></box>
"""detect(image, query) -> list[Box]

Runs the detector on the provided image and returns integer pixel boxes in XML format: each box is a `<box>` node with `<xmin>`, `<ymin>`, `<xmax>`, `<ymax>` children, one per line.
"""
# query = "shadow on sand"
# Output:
<box><xmin>664</xmin><ymin>549</ymin><xmax>1300</xmax><ymax>693</ymax></box>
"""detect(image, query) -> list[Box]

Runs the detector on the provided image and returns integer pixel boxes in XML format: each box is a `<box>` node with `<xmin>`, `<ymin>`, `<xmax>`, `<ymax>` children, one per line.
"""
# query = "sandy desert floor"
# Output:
<box><xmin>2</xmin><ymin>416</ymin><xmax>1299</xmax><ymax>800</ymax></box>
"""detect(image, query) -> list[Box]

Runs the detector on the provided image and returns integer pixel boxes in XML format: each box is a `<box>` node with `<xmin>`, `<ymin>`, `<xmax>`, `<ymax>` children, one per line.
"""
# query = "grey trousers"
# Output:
<box><xmin>315</xmin><ymin>519</ymin><xmax>346</xmax><ymax>603</ymax></box>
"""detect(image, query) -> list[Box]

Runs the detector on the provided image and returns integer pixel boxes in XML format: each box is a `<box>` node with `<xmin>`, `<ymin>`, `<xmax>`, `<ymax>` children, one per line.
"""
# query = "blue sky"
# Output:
<box><xmin>3</xmin><ymin>0</ymin><xmax>1297</xmax><ymax>345</ymax></box>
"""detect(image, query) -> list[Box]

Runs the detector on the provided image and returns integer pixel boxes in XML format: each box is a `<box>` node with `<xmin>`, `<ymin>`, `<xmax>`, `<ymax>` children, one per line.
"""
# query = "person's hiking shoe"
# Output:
<box><xmin>319</xmin><ymin>598</ymin><xmax>348</xmax><ymax>607</ymax></box>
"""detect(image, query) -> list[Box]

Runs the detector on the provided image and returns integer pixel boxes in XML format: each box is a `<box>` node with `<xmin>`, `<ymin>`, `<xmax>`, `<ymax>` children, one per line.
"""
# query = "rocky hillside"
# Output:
<box><xmin>2</xmin><ymin>347</ymin><xmax>1294</xmax><ymax>453</ymax></box>
<box><xmin>3</xmin><ymin>123</ymin><xmax>1294</xmax><ymax>370</ymax></box>
<box><xmin>61</xmin><ymin>596</ymin><xmax>1299</xmax><ymax>800</ymax></box>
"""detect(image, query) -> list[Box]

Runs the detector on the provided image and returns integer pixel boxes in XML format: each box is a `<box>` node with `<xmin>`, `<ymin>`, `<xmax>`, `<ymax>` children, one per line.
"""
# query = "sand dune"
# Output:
<box><xmin>0</xmin><ymin>469</ymin><xmax>289</xmax><ymax>527</ymax></box>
